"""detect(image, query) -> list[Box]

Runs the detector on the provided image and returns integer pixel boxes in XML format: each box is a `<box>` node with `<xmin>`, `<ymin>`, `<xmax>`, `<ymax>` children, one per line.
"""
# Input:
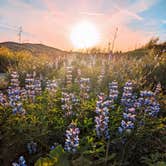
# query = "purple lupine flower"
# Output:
<box><xmin>145</xmin><ymin>101</ymin><xmax>160</xmax><ymax>117</ymax></box>
<box><xmin>61</xmin><ymin>92</ymin><xmax>79</xmax><ymax>116</ymax></box>
<box><xmin>64</xmin><ymin>123</ymin><xmax>80</xmax><ymax>153</ymax></box>
<box><xmin>139</xmin><ymin>90</ymin><xmax>160</xmax><ymax>117</ymax></box>
<box><xmin>25</xmin><ymin>73</ymin><xmax>35</xmax><ymax>102</ymax></box>
<box><xmin>121</xmin><ymin>81</ymin><xmax>133</xmax><ymax>107</ymax></box>
<box><xmin>118</xmin><ymin>120</ymin><xmax>135</xmax><ymax>134</ymax></box>
<box><xmin>46</xmin><ymin>79</ymin><xmax>57</xmax><ymax>92</ymax></box>
<box><xmin>66</xmin><ymin>66</ymin><xmax>73</xmax><ymax>85</ymax></box>
<box><xmin>50</xmin><ymin>142</ymin><xmax>59</xmax><ymax>150</ymax></box>
<box><xmin>154</xmin><ymin>82</ymin><xmax>162</xmax><ymax>95</ymax></box>
<box><xmin>98</xmin><ymin>61</ymin><xmax>105</xmax><ymax>83</ymax></box>
<box><xmin>80</xmin><ymin>77</ymin><xmax>90</xmax><ymax>99</ymax></box>
<box><xmin>18</xmin><ymin>156</ymin><xmax>27</xmax><ymax>166</ymax></box>
<box><xmin>50</xmin><ymin>145</ymin><xmax>55</xmax><ymax>150</ymax></box>
<box><xmin>25</xmin><ymin>72</ymin><xmax>42</xmax><ymax>100</ymax></box>
<box><xmin>8</xmin><ymin>71</ymin><xmax>26</xmax><ymax>115</ymax></box>
<box><xmin>12</xmin><ymin>103</ymin><xmax>26</xmax><ymax>115</ymax></box>
<box><xmin>34</xmin><ymin>79</ymin><xmax>42</xmax><ymax>95</ymax></box>
<box><xmin>74</xmin><ymin>69</ymin><xmax>81</xmax><ymax>83</ymax></box>
<box><xmin>12</xmin><ymin>156</ymin><xmax>27</xmax><ymax>166</ymax></box>
<box><xmin>119</xmin><ymin>82</ymin><xmax>136</xmax><ymax>134</ymax></box>
<box><xmin>109</xmin><ymin>81</ymin><xmax>119</xmax><ymax>101</ymax></box>
<box><xmin>95</xmin><ymin>93</ymin><xmax>110</xmax><ymax>139</ymax></box>
<box><xmin>27</xmin><ymin>141</ymin><xmax>37</xmax><ymax>154</ymax></box>
<box><xmin>0</xmin><ymin>92</ymin><xmax>8</xmax><ymax>106</ymax></box>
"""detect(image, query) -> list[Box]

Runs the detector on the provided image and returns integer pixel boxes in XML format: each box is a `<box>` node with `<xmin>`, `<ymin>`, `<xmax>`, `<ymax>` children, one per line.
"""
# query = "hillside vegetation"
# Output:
<box><xmin>0</xmin><ymin>40</ymin><xmax>165</xmax><ymax>166</ymax></box>
<box><xmin>0</xmin><ymin>42</ymin><xmax>67</xmax><ymax>56</ymax></box>
<box><xmin>1</xmin><ymin>40</ymin><xmax>165</xmax><ymax>90</ymax></box>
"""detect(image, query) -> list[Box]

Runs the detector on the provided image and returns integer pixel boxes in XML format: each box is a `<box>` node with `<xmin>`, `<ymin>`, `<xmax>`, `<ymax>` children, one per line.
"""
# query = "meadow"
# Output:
<box><xmin>0</xmin><ymin>40</ymin><xmax>165</xmax><ymax>166</ymax></box>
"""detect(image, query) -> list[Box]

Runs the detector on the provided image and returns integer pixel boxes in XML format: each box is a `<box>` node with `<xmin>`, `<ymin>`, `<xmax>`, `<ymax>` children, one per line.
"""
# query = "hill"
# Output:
<box><xmin>0</xmin><ymin>41</ymin><xmax>68</xmax><ymax>57</ymax></box>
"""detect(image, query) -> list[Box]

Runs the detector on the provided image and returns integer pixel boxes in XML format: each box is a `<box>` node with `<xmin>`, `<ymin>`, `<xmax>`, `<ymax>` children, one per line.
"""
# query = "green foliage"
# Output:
<box><xmin>0</xmin><ymin>41</ymin><xmax>165</xmax><ymax>165</ymax></box>
<box><xmin>141</xmin><ymin>152</ymin><xmax>166</xmax><ymax>166</ymax></box>
<box><xmin>35</xmin><ymin>145</ymin><xmax>69</xmax><ymax>166</ymax></box>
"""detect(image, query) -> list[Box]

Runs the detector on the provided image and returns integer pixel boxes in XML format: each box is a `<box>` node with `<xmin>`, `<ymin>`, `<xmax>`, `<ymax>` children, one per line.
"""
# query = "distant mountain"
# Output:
<box><xmin>0</xmin><ymin>41</ymin><xmax>68</xmax><ymax>57</ymax></box>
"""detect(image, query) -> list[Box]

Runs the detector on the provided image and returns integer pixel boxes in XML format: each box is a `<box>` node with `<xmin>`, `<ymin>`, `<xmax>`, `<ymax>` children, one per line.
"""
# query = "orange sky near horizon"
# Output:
<box><xmin>0</xmin><ymin>0</ymin><xmax>165</xmax><ymax>51</ymax></box>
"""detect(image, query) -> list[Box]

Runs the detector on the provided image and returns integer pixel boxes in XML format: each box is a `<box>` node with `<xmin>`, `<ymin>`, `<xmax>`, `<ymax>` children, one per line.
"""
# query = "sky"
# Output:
<box><xmin>0</xmin><ymin>0</ymin><xmax>165</xmax><ymax>51</ymax></box>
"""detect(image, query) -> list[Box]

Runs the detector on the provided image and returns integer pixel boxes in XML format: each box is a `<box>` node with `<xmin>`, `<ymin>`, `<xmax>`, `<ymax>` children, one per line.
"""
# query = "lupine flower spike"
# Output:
<box><xmin>8</xmin><ymin>71</ymin><xmax>26</xmax><ymax>115</ymax></box>
<box><xmin>66</xmin><ymin>66</ymin><xmax>73</xmax><ymax>86</ymax></box>
<box><xmin>119</xmin><ymin>81</ymin><xmax>136</xmax><ymax>134</ymax></box>
<box><xmin>139</xmin><ymin>90</ymin><xmax>160</xmax><ymax>117</ymax></box>
<box><xmin>95</xmin><ymin>93</ymin><xmax>110</xmax><ymax>139</ymax></box>
<box><xmin>61</xmin><ymin>92</ymin><xmax>79</xmax><ymax>116</ymax></box>
<box><xmin>80</xmin><ymin>77</ymin><xmax>90</xmax><ymax>99</ymax></box>
<box><xmin>25</xmin><ymin>73</ymin><xmax>35</xmax><ymax>102</ymax></box>
<box><xmin>12</xmin><ymin>156</ymin><xmax>27</xmax><ymax>166</ymax></box>
<box><xmin>64</xmin><ymin>123</ymin><xmax>80</xmax><ymax>153</ymax></box>
<box><xmin>46</xmin><ymin>79</ymin><xmax>57</xmax><ymax>93</ymax></box>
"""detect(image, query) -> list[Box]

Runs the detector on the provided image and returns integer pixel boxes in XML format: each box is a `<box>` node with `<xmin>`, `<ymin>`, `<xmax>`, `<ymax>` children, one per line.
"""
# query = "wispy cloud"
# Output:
<box><xmin>0</xmin><ymin>0</ymin><xmax>165</xmax><ymax>51</ymax></box>
<box><xmin>79</xmin><ymin>12</ymin><xmax>105</xmax><ymax>16</ymax></box>
<box><xmin>129</xmin><ymin>0</ymin><xmax>158</xmax><ymax>13</ymax></box>
<box><xmin>113</xmin><ymin>6</ymin><xmax>143</xmax><ymax>21</ymax></box>
<box><xmin>161</xmin><ymin>20</ymin><xmax>166</xmax><ymax>24</ymax></box>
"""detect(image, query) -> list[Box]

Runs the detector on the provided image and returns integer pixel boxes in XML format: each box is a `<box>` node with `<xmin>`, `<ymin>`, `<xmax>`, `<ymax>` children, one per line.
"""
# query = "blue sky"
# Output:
<box><xmin>0</xmin><ymin>0</ymin><xmax>165</xmax><ymax>51</ymax></box>
<box><xmin>129</xmin><ymin>0</ymin><xmax>166</xmax><ymax>39</ymax></box>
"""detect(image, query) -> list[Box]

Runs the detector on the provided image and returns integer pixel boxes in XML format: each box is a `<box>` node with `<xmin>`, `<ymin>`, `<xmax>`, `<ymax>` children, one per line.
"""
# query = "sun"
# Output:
<box><xmin>70</xmin><ymin>21</ymin><xmax>100</xmax><ymax>49</ymax></box>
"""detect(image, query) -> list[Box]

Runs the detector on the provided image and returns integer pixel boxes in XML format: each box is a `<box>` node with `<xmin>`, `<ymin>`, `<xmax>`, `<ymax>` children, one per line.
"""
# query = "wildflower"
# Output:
<box><xmin>139</xmin><ymin>90</ymin><xmax>160</xmax><ymax>117</ymax></box>
<box><xmin>61</xmin><ymin>92</ymin><xmax>79</xmax><ymax>116</ymax></box>
<box><xmin>25</xmin><ymin>73</ymin><xmax>35</xmax><ymax>101</ymax></box>
<box><xmin>118</xmin><ymin>120</ymin><xmax>134</xmax><ymax>134</ymax></box>
<box><xmin>12</xmin><ymin>103</ymin><xmax>26</xmax><ymax>115</ymax></box>
<box><xmin>80</xmin><ymin>77</ymin><xmax>90</xmax><ymax>99</ymax></box>
<box><xmin>46</xmin><ymin>79</ymin><xmax>57</xmax><ymax>92</ymax></box>
<box><xmin>121</xmin><ymin>81</ymin><xmax>133</xmax><ymax>107</ymax></box>
<box><xmin>74</xmin><ymin>69</ymin><xmax>81</xmax><ymax>83</ymax></box>
<box><xmin>154</xmin><ymin>82</ymin><xmax>162</xmax><ymax>95</ymax></box>
<box><xmin>95</xmin><ymin>93</ymin><xmax>110</xmax><ymax>139</ymax></box>
<box><xmin>64</xmin><ymin>123</ymin><xmax>80</xmax><ymax>153</ymax></box>
<box><xmin>34</xmin><ymin>79</ymin><xmax>42</xmax><ymax>95</ymax></box>
<box><xmin>119</xmin><ymin>81</ymin><xmax>136</xmax><ymax>134</ymax></box>
<box><xmin>66</xmin><ymin>66</ymin><xmax>73</xmax><ymax>85</ymax></box>
<box><xmin>12</xmin><ymin>156</ymin><xmax>27</xmax><ymax>166</ymax></box>
<box><xmin>145</xmin><ymin>100</ymin><xmax>160</xmax><ymax>117</ymax></box>
<box><xmin>98</xmin><ymin>61</ymin><xmax>105</xmax><ymax>83</ymax></box>
<box><xmin>109</xmin><ymin>81</ymin><xmax>119</xmax><ymax>101</ymax></box>
<box><xmin>8</xmin><ymin>72</ymin><xmax>26</xmax><ymax>115</ymax></box>
<box><xmin>10</xmin><ymin>71</ymin><xmax>20</xmax><ymax>87</ymax></box>
<box><xmin>50</xmin><ymin>143</ymin><xmax>59</xmax><ymax>150</ymax></box>
<box><xmin>27</xmin><ymin>141</ymin><xmax>37</xmax><ymax>154</ymax></box>
<box><xmin>50</xmin><ymin>145</ymin><xmax>55</xmax><ymax>150</ymax></box>
<box><xmin>18</xmin><ymin>156</ymin><xmax>26</xmax><ymax>166</ymax></box>
<box><xmin>0</xmin><ymin>92</ymin><xmax>8</xmax><ymax>106</ymax></box>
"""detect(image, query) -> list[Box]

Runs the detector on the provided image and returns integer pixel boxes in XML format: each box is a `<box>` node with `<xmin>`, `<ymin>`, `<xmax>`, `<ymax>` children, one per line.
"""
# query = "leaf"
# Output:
<box><xmin>35</xmin><ymin>157</ymin><xmax>54</xmax><ymax>166</ymax></box>
<box><xmin>49</xmin><ymin>145</ymin><xmax>64</xmax><ymax>159</ymax></box>
<box><xmin>35</xmin><ymin>145</ymin><xmax>69</xmax><ymax>166</ymax></box>
<box><xmin>72</xmin><ymin>155</ymin><xmax>93</xmax><ymax>166</ymax></box>
<box><xmin>107</xmin><ymin>153</ymin><xmax>116</xmax><ymax>161</ymax></box>
<box><xmin>49</xmin><ymin>145</ymin><xmax>69</xmax><ymax>166</ymax></box>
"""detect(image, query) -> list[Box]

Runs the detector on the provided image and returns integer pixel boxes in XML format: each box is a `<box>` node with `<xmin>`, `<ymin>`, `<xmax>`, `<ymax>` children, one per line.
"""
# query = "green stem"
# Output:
<box><xmin>105</xmin><ymin>139</ymin><xmax>110</xmax><ymax>166</ymax></box>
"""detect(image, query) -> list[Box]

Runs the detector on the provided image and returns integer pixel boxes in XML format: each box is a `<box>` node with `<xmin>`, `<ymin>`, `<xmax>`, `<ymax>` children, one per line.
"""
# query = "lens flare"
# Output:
<box><xmin>70</xmin><ymin>21</ymin><xmax>100</xmax><ymax>49</ymax></box>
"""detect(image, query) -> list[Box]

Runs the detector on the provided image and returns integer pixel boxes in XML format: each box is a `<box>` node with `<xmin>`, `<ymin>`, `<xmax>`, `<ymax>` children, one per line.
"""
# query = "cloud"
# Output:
<box><xmin>113</xmin><ymin>6</ymin><xmax>143</xmax><ymax>22</ymax></box>
<box><xmin>79</xmin><ymin>12</ymin><xmax>105</xmax><ymax>16</ymax></box>
<box><xmin>161</xmin><ymin>20</ymin><xmax>166</xmax><ymax>24</ymax></box>
<box><xmin>129</xmin><ymin>0</ymin><xmax>157</xmax><ymax>13</ymax></box>
<box><xmin>119</xmin><ymin>9</ymin><xmax>143</xmax><ymax>21</ymax></box>
<box><xmin>0</xmin><ymin>0</ymin><xmax>163</xmax><ymax>51</ymax></box>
